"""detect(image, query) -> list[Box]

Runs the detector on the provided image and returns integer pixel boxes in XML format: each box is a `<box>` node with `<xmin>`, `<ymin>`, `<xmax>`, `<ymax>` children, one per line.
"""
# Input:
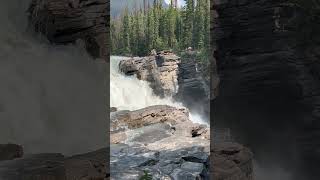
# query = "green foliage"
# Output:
<box><xmin>139</xmin><ymin>170</ymin><xmax>152</xmax><ymax>180</ymax></box>
<box><xmin>110</xmin><ymin>0</ymin><xmax>210</xmax><ymax>56</ymax></box>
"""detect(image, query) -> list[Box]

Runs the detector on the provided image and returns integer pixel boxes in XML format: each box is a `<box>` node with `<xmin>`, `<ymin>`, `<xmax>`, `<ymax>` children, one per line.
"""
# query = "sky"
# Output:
<box><xmin>164</xmin><ymin>0</ymin><xmax>186</xmax><ymax>7</ymax></box>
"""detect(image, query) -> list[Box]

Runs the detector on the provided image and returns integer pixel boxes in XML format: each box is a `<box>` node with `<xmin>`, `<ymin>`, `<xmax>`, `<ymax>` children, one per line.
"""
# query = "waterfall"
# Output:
<box><xmin>110</xmin><ymin>56</ymin><xmax>207</xmax><ymax>125</ymax></box>
<box><xmin>0</xmin><ymin>0</ymin><xmax>106</xmax><ymax>155</ymax></box>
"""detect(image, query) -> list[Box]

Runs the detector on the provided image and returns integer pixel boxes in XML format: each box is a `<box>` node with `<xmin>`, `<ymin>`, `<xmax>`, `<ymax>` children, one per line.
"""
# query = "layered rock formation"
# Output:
<box><xmin>110</xmin><ymin>105</ymin><xmax>210</xmax><ymax>180</ymax></box>
<box><xmin>211</xmin><ymin>0</ymin><xmax>320</xmax><ymax>178</ymax></box>
<box><xmin>119</xmin><ymin>53</ymin><xmax>180</xmax><ymax>97</ymax></box>
<box><xmin>28</xmin><ymin>0</ymin><xmax>109</xmax><ymax>61</ymax></box>
<box><xmin>175</xmin><ymin>54</ymin><xmax>210</xmax><ymax>117</ymax></box>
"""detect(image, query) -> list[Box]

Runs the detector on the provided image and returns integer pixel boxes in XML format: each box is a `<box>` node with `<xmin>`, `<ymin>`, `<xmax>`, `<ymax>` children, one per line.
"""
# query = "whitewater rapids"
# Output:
<box><xmin>0</xmin><ymin>0</ymin><xmax>106</xmax><ymax>155</ymax></box>
<box><xmin>110</xmin><ymin>56</ymin><xmax>206</xmax><ymax>125</ymax></box>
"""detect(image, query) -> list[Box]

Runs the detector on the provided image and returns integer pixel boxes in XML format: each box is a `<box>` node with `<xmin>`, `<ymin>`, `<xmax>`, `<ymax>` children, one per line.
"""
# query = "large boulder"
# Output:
<box><xmin>28</xmin><ymin>0</ymin><xmax>108</xmax><ymax>61</ymax></box>
<box><xmin>212</xmin><ymin>143</ymin><xmax>254</xmax><ymax>180</ymax></box>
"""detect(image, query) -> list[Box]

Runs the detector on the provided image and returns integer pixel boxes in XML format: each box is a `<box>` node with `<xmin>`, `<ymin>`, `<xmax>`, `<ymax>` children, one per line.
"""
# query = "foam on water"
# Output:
<box><xmin>110</xmin><ymin>56</ymin><xmax>207</xmax><ymax>125</ymax></box>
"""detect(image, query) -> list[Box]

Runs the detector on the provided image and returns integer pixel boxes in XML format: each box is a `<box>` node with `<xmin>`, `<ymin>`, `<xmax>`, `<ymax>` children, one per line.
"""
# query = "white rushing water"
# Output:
<box><xmin>110</xmin><ymin>56</ymin><xmax>207</xmax><ymax>125</ymax></box>
<box><xmin>0</xmin><ymin>0</ymin><xmax>106</xmax><ymax>155</ymax></box>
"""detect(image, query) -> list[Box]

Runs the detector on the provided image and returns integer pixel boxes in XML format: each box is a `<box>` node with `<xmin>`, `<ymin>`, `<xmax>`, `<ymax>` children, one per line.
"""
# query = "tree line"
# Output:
<box><xmin>110</xmin><ymin>0</ymin><xmax>210</xmax><ymax>56</ymax></box>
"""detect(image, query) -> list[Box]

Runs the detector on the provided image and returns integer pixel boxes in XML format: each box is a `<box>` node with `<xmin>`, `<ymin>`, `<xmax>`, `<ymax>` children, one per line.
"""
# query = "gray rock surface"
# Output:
<box><xmin>28</xmin><ymin>0</ymin><xmax>109</xmax><ymax>61</ymax></box>
<box><xmin>110</xmin><ymin>105</ymin><xmax>210</xmax><ymax>180</ymax></box>
<box><xmin>0</xmin><ymin>148</ymin><xmax>108</xmax><ymax>180</ymax></box>
<box><xmin>119</xmin><ymin>54</ymin><xmax>180</xmax><ymax>97</ymax></box>
<box><xmin>174</xmin><ymin>54</ymin><xmax>210</xmax><ymax>117</ymax></box>
<box><xmin>211</xmin><ymin>0</ymin><xmax>320</xmax><ymax>178</ymax></box>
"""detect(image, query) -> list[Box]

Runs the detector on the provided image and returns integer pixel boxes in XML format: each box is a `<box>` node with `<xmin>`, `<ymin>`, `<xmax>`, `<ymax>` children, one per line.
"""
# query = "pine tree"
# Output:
<box><xmin>122</xmin><ymin>7</ymin><xmax>131</xmax><ymax>54</ymax></box>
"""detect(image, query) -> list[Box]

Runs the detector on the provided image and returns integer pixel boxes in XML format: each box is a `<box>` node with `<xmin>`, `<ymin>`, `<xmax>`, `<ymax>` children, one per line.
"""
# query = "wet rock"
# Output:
<box><xmin>174</xmin><ymin>55</ymin><xmax>210</xmax><ymax>117</ymax></box>
<box><xmin>0</xmin><ymin>153</ymin><xmax>67</xmax><ymax>180</ymax></box>
<box><xmin>119</xmin><ymin>54</ymin><xmax>180</xmax><ymax>97</ymax></box>
<box><xmin>28</xmin><ymin>0</ymin><xmax>108</xmax><ymax>60</ymax></box>
<box><xmin>0</xmin><ymin>144</ymin><xmax>23</xmax><ymax>161</ymax></box>
<box><xmin>110</xmin><ymin>105</ymin><xmax>189</xmax><ymax>132</ymax></box>
<box><xmin>110</xmin><ymin>105</ymin><xmax>210</xmax><ymax>180</ymax></box>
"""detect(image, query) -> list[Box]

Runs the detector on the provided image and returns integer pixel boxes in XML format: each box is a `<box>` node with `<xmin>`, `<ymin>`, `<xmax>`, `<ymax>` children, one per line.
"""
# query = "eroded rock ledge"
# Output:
<box><xmin>28</xmin><ymin>0</ymin><xmax>109</xmax><ymax>60</ymax></box>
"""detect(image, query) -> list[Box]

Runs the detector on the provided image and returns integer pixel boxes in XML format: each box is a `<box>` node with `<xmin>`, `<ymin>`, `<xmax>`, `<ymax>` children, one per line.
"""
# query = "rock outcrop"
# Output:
<box><xmin>174</xmin><ymin>54</ymin><xmax>210</xmax><ymax>117</ymax></box>
<box><xmin>212</xmin><ymin>143</ymin><xmax>254</xmax><ymax>180</ymax></box>
<box><xmin>110</xmin><ymin>105</ymin><xmax>210</xmax><ymax>180</ymax></box>
<box><xmin>211</xmin><ymin>0</ymin><xmax>320</xmax><ymax>178</ymax></box>
<box><xmin>0</xmin><ymin>148</ymin><xmax>107</xmax><ymax>180</ymax></box>
<box><xmin>28</xmin><ymin>0</ymin><xmax>109</xmax><ymax>61</ymax></box>
<box><xmin>119</xmin><ymin>54</ymin><xmax>180</xmax><ymax>97</ymax></box>
<box><xmin>0</xmin><ymin>144</ymin><xmax>23</xmax><ymax>161</ymax></box>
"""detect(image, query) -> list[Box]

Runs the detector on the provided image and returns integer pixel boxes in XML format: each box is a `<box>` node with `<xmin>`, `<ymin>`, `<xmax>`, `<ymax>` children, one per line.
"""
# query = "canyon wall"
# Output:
<box><xmin>211</xmin><ymin>0</ymin><xmax>320</xmax><ymax>179</ymax></box>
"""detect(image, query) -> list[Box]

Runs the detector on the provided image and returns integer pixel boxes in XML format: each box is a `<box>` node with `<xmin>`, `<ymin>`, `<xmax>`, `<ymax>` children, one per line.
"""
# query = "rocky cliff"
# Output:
<box><xmin>119</xmin><ymin>54</ymin><xmax>180</xmax><ymax>97</ymax></box>
<box><xmin>175</xmin><ymin>54</ymin><xmax>211</xmax><ymax>118</ymax></box>
<box><xmin>211</xmin><ymin>0</ymin><xmax>320</xmax><ymax>179</ymax></box>
<box><xmin>28</xmin><ymin>0</ymin><xmax>109</xmax><ymax>61</ymax></box>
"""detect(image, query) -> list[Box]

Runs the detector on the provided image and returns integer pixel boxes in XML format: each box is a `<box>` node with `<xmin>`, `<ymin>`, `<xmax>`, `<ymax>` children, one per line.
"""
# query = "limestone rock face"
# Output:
<box><xmin>28</xmin><ymin>0</ymin><xmax>109</xmax><ymax>60</ymax></box>
<box><xmin>0</xmin><ymin>144</ymin><xmax>23</xmax><ymax>161</ymax></box>
<box><xmin>119</xmin><ymin>54</ymin><xmax>180</xmax><ymax>97</ymax></box>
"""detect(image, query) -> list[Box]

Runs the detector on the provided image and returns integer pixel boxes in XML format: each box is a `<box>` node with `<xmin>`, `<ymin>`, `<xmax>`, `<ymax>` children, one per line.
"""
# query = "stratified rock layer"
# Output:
<box><xmin>28</xmin><ymin>0</ymin><xmax>108</xmax><ymax>60</ymax></box>
<box><xmin>119</xmin><ymin>54</ymin><xmax>180</xmax><ymax>97</ymax></box>
<box><xmin>110</xmin><ymin>105</ymin><xmax>210</xmax><ymax>180</ymax></box>
<box><xmin>211</xmin><ymin>0</ymin><xmax>320</xmax><ymax>178</ymax></box>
